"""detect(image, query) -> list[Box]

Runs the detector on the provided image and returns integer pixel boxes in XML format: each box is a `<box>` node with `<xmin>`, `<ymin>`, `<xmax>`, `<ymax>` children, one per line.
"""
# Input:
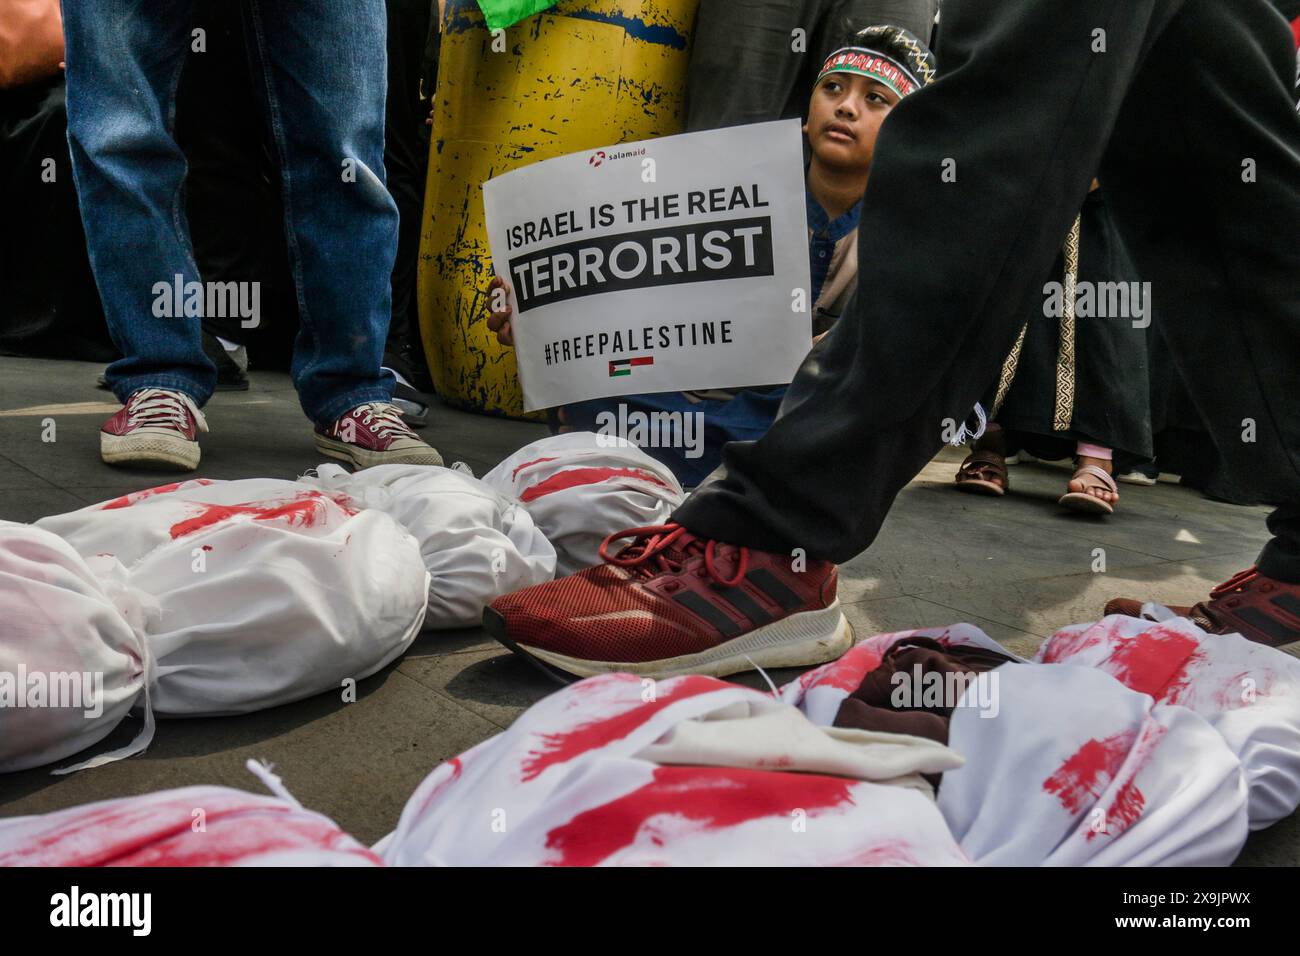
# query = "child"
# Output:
<box><xmin>487</xmin><ymin>25</ymin><xmax>936</xmax><ymax>486</ymax></box>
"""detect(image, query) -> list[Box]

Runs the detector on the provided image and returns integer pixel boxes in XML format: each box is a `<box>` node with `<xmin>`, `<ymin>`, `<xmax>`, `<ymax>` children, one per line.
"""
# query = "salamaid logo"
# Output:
<box><xmin>587</xmin><ymin>147</ymin><xmax>648</xmax><ymax>170</ymax></box>
<box><xmin>50</xmin><ymin>886</ymin><xmax>151</xmax><ymax>936</ymax></box>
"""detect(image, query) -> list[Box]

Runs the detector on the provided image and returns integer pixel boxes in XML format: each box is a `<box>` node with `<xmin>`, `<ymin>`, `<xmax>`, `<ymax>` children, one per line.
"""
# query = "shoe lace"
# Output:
<box><xmin>1210</xmin><ymin>567</ymin><xmax>1260</xmax><ymax>600</ymax></box>
<box><xmin>597</xmin><ymin>522</ymin><xmax>749</xmax><ymax>587</ymax></box>
<box><xmin>126</xmin><ymin>388</ymin><xmax>208</xmax><ymax>433</ymax></box>
<box><xmin>351</xmin><ymin>402</ymin><xmax>415</xmax><ymax>439</ymax></box>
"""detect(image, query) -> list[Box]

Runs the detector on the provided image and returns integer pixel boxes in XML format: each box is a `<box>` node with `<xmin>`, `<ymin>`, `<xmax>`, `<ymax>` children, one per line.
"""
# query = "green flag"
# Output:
<box><xmin>476</xmin><ymin>0</ymin><xmax>557</xmax><ymax>32</ymax></box>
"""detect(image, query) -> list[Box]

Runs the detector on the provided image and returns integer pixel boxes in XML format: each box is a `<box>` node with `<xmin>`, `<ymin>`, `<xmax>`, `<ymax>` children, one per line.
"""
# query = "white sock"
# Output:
<box><xmin>216</xmin><ymin>336</ymin><xmax>241</xmax><ymax>353</ymax></box>
<box><xmin>384</xmin><ymin>367</ymin><xmax>413</xmax><ymax>389</ymax></box>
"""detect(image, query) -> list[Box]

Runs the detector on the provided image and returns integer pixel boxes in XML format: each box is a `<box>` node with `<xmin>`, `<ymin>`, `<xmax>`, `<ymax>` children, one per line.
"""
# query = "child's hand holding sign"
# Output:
<box><xmin>486</xmin><ymin>275</ymin><xmax>515</xmax><ymax>347</ymax></box>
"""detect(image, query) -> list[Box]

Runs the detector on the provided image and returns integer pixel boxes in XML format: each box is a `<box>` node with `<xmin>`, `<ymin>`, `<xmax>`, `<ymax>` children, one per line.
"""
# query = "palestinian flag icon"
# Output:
<box><xmin>609</xmin><ymin>356</ymin><xmax>655</xmax><ymax>377</ymax></box>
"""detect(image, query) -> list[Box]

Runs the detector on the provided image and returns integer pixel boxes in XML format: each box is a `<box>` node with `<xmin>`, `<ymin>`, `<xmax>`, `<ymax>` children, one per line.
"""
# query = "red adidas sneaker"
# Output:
<box><xmin>483</xmin><ymin>523</ymin><xmax>853</xmax><ymax>682</ymax></box>
<box><xmin>100</xmin><ymin>388</ymin><xmax>208</xmax><ymax>471</ymax></box>
<box><xmin>315</xmin><ymin>402</ymin><xmax>443</xmax><ymax>469</ymax></box>
<box><xmin>1105</xmin><ymin>567</ymin><xmax>1300</xmax><ymax>647</ymax></box>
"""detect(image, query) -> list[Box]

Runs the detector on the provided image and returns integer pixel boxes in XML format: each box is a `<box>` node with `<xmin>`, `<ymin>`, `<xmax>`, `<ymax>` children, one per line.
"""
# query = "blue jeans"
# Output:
<box><xmin>62</xmin><ymin>0</ymin><xmax>398</xmax><ymax>424</ymax></box>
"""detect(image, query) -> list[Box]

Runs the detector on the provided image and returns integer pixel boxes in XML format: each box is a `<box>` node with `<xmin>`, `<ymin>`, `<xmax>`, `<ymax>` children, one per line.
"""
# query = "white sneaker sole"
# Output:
<box><xmin>101</xmin><ymin>431</ymin><xmax>200</xmax><ymax>470</ymax></box>
<box><xmin>1117</xmin><ymin>472</ymin><xmax>1158</xmax><ymax>486</ymax></box>
<box><xmin>515</xmin><ymin>602</ymin><xmax>855</xmax><ymax>680</ymax></box>
<box><xmin>314</xmin><ymin>434</ymin><xmax>444</xmax><ymax>469</ymax></box>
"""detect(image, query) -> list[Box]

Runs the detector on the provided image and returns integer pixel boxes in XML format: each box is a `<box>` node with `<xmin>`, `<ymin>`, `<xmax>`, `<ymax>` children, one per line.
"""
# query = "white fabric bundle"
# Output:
<box><xmin>1035</xmin><ymin>614</ymin><xmax>1300</xmax><ymax>830</ymax></box>
<box><xmin>36</xmin><ymin>478</ymin><xmax>318</xmax><ymax>566</ymax></box>
<box><xmin>482</xmin><ymin>433</ymin><xmax>685</xmax><ymax>575</ymax></box>
<box><xmin>298</xmin><ymin>464</ymin><xmax>555</xmax><ymax>629</ymax></box>
<box><xmin>639</xmin><ymin>702</ymin><xmax>963</xmax><ymax>791</ymax></box>
<box><xmin>937</xmin><ymin>663</ymin><xmax>1247</xmax><ymax>866</ymax></box>
<box><xmin>0</xmin><ymin>523</ymin><xmax>154</xmax><ymax>772</ymax></box>
<box><xmin>35</xmin><ymin>479</ymin><xmax>429</xmax><ymax>717</ymax></box>
<box><xmin>780</xmin><ymin>621</ymin><xmax>1260</xmax><ymax>865</ymax></box>
<box><xmin>778</xmin><ymin>624</ymin><xmax>1024</xmax><ymax>725</ymax></box>
<box><xmin>380</xmin><ymin>672</ymin><xmax>971</xmax><ymax>866</ymax></box>
<box><xmin>0</xmin><ymin>784</ymin><xmax>380</xmax><ymax>866</ymax></box>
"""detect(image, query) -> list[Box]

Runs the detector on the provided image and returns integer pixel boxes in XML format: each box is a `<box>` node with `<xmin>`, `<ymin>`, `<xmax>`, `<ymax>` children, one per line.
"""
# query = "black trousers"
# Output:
<box><xmin>176</xmin><ymin>0</ymin><xmax>297</xmax><ymax>357</ymax></box>
<box><xmin>383</xmin><ymin>0</ymin><xmax>436</xmax><ymax>389</ymax></box>
<box><xmin>675</xmin><ymin>0</ymin><xmax>1300</xmax><ymax>583</ymax></box>
<box><xmin>0</xmin><ymin>78</ymin><xmax>114</xmax><ymax>362</ymax></box>
<box><xmin>175</xmin><ymin>0</ymin><xmax>434</xmax><ymax>375</ymax></box>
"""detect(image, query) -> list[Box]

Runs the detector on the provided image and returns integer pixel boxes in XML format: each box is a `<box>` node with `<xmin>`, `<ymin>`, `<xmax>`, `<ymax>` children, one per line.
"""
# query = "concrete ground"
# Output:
<box><xmin>1</xmin><ymin>354</ymin><xmax>1295</xmax><ymax>864</ymax></box>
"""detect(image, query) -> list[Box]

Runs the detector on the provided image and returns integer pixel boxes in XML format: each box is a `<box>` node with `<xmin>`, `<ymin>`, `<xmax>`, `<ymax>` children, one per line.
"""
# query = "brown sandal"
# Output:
<box><xmin>954</xmin><ymin>450</ymin><xmax>1008</xmax><ymax>496</ymax></box>
<box><xmin>1059</xmin><ymin>463</ymin><xmax>1118</xmax><ymax>515</ymax></box>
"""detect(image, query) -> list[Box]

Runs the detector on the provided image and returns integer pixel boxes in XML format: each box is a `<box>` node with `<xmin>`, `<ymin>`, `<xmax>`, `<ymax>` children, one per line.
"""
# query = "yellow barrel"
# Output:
<box><xmin>418</xmin><ymin>0</ymin><xmax>700</xmax><ymax>418</ymax></box>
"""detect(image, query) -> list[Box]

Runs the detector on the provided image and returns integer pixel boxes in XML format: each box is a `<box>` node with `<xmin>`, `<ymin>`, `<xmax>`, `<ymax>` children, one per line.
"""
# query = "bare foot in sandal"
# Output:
<box><xmin>1060</xmin><ymin>455</ymin><xmax>1118</xmax><ymax>514</ymax></box>
<box><xmin>954</xmin><ymin>425</ymin><xmax>1009</xmax><ymax>497</ymax></box>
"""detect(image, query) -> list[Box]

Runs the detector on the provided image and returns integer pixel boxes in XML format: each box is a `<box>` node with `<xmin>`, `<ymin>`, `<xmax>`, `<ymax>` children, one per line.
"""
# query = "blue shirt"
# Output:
<box><xmin>806</xmin><ymin>189</ymin><xmax>862</xmax><ymax>305</ymax></box>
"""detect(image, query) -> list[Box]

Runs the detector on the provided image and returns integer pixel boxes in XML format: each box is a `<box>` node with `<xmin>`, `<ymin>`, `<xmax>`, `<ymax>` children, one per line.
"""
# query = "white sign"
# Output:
<box><xmin>483</xmin><ymin>120</ymin><xmax>812</xmax><ymax>411</ymax></box>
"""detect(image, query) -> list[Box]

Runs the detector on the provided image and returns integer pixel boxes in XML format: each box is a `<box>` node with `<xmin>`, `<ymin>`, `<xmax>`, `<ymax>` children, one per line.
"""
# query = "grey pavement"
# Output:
<box><xmin>0</xmin><ymin>354</ymin><xmax>1295</xmax><ymax>864</ymax></box>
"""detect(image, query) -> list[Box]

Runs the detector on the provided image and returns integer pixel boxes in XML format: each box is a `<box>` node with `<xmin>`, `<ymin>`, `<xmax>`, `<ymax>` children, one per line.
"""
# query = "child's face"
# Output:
<box><xmin>803</xmin><ymin>72</ymin><xmax>901</xmax><ymax>171</ymax></box>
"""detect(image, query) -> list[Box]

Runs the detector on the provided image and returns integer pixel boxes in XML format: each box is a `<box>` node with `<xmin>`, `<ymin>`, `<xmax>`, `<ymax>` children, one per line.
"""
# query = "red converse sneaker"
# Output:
<box><xmin>314</xmin><ymin>402</ymin><xmax>443</xmax><ymax>469</ymax></box>
<box><xmin>484</xmin><ymin>523</ymin><xmax>853</xmax><ymax>682</ymax></box>
<box><xmin>1105</xmin><ymin>567</ymin><xmax>1300</xmax><ymax>648</ymax></box>
<box><xmin>100</xmin><ymin>388</ymin><xmax>208</xmax><ymax>471</ymax></box>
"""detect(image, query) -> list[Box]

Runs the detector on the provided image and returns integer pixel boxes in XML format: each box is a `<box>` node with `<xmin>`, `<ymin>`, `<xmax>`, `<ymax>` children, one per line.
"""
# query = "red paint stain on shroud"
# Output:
<box><xmin>520</xmin><ymin>675</ymin><xmax>726</xmax><ymax>782</ymax></box>
<box><xmin>543</xmin><ymin>766</ymin><xmax>857</xmax><ymax>866</ymax></box>
<box><xmin>168</xmin><ymin>492</ymin><xmax>356</xmax><ymax>539</ymax></box>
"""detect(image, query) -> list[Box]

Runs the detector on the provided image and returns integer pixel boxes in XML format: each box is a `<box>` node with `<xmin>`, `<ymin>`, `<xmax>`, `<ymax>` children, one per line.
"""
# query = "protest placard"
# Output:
<box><xmin>483</xmin><ymin>119</ymin><xmax>812</xmax><ymax>411</ymax></box>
